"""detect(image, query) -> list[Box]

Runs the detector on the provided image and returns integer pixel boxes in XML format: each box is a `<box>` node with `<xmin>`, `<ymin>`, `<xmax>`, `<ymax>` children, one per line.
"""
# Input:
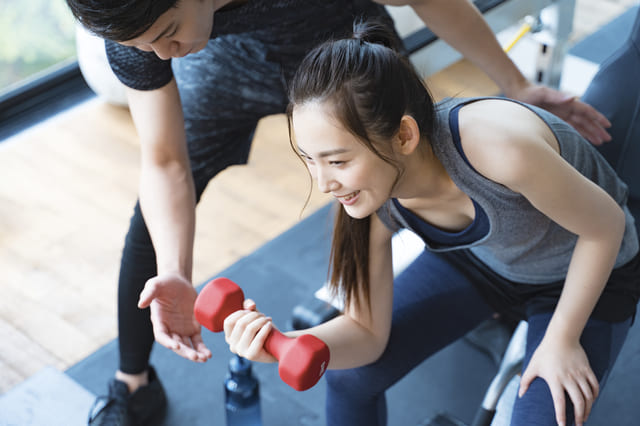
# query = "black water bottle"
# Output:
<box><xmin>224</xmin><ymin>355</ymin><xmax>262</xmax><ymax>426</ymax></box>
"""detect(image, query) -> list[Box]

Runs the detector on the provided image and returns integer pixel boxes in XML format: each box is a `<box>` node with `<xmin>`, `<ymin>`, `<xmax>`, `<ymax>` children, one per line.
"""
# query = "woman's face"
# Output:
<box><xmin>119</xmin><ymin>0</ymin><xmax>228</xmax><ymax>60</ymax></box>
<box><xmin>292</xmin><ymin>101</ymin><xmax>399</xmax><ymax>219</ymax></box>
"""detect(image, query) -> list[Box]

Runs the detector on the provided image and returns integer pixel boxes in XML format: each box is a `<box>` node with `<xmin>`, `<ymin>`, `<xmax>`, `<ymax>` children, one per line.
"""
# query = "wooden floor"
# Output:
<box><xmin>0</xmin><ymin>0</ymin><xmax>636</xmax><ymax>395</ymax></box>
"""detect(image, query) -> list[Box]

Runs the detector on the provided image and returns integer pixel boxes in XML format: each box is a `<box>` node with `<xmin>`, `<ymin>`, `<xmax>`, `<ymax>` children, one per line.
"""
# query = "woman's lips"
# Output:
<box><xmin>335</xmin><ymin>191</ymin><xmax>360</xmax><ymax>206</ymax></box>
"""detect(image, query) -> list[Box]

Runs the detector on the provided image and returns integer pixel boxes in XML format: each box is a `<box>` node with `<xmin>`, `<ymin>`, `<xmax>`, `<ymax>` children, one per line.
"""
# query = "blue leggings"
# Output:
<box><xmin>325</xmin><ymin>250</ymin><xmax>632</xmax><ymax>426</ymax></box>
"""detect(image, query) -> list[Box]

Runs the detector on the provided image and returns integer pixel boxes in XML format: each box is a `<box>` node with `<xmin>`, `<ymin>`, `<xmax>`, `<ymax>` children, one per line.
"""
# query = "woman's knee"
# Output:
<box><xmin>511</xmin><ymin>377</ymin><xmax>570</xmax><ymax>426</ymax></box>
<box><xmin>325</xmin><ymin>367</ymin><xmax>386</xmax><ymax>401</ymax></box>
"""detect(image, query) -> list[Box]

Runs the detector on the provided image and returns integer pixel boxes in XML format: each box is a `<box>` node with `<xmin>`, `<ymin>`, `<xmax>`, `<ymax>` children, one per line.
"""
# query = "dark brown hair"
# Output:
<box><xmin>287</xmin><ymin>20</ymin><xmax>437</xmax><ymax>312</ymax></box>
<box><xmin>66</xmin><ymin>0</ymin><xmax>179</xmax><ymax>41</ymax></box>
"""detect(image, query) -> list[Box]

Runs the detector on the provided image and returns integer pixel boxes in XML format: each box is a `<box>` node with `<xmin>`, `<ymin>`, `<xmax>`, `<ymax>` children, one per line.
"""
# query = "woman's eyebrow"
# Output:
<box><xmin>297</xmin><ymin>147</ymin><xmax>350</xmax><ymax>158</ymax></box>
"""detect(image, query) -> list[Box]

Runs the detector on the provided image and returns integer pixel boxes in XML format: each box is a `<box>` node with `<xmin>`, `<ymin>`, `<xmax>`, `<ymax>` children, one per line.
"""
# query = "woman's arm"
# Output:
<box><xmin>224</xmin><ymin>213</ymin><xmax>396</xmax><ymax>369</ymax></box>
<box><xmin>376</xmin><ymin>0</ymin><xmax>611</xmax><ymax>144</ymax></box>
<box><xmin>459</xmin><ymin>99</ymin><xmax>625</xmax><ymax>425</ymax></box>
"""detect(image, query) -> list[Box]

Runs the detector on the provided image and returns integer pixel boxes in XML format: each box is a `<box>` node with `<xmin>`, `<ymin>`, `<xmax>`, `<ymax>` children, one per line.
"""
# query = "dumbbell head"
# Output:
<box><xmin>194</xmin><ymin>277</ymin><xmax>245</xmax><ymax>332</ymax></box>
<box><xmin>272</xmin><ymin>334</ymin><xmax>330</xmax><ymax>391</ymax></box>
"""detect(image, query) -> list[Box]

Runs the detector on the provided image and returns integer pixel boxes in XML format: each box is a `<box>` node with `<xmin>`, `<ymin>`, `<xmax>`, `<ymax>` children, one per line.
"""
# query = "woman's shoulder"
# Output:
<box><xmin>457</xmin><ymin>98</ymin><xmax>541</xmax><ymax>136</ymax></box>
<box><xmin>455</xmin><ymin>98</ymin><xmax>557</xmax><ymax>185</ymax></box>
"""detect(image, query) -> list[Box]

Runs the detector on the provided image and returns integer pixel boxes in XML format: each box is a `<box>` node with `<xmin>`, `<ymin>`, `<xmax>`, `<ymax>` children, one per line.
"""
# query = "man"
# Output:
<box><xmin>66</xmin><ymin>1</ymin><xmax>611</xmax><ymax>424</ymax></box>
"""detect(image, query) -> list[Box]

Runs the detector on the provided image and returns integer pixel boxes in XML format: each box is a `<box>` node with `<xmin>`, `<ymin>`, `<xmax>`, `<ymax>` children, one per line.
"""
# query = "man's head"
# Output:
<box><xmin>68</xmin><ymin>0</ymin><xmax>219</xmax><ymax>59</ymax></box>
<box><xmin>66</xmin><ymin>0</ymin><xmax>179</xmax><ymax>42</ymax></box>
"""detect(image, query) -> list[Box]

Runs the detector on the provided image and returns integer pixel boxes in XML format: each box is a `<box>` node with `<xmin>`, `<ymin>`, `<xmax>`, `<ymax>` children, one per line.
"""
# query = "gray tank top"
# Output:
<box><xmin>377</xmin><ymin>97</ymin><xmax>639</xmax><ymax>284</ymax></box>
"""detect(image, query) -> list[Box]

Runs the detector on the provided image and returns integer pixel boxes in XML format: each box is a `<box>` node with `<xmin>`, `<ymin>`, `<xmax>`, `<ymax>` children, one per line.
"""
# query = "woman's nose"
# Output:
<box><xmin>316</xmin><ymin>168</ymin><xmax>338</xmax><ymax>193</ymax></box>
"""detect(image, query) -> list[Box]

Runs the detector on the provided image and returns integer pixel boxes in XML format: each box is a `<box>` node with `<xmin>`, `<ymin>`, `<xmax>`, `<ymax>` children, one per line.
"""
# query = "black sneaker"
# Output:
<box><xmin>88</xmin><ymin>366</ymin><xmax>167</xmax><ymax>426</ymax></box>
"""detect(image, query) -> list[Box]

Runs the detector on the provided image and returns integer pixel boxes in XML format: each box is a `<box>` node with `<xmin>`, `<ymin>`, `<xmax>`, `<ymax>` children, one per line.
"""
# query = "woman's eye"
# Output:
<box><xmin>330</xmin><ymin>160</ymin><xmax>345</xmax><ymax>166</ymax></box>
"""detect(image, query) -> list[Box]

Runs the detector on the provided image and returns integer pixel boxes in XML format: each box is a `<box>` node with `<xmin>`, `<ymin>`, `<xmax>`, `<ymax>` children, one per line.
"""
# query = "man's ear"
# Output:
<box><xmin>394</xmin><ymin>115</ymin><xmax>421</xmax><ymax>155</ymax></box>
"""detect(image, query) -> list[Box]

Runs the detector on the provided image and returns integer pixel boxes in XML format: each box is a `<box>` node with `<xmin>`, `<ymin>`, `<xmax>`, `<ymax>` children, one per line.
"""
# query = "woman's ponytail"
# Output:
<box><xmin>351</xmin><ymin>18</ymin><xmax>403</xmax><ymax>52</ymax></box>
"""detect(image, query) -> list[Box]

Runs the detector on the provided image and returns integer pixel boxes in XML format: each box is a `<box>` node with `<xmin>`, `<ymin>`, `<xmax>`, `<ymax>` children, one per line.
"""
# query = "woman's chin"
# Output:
<box><xmin>342</xmin><ymin>205</ymin><xmax>371</xmax><ymax>220</ymax></box>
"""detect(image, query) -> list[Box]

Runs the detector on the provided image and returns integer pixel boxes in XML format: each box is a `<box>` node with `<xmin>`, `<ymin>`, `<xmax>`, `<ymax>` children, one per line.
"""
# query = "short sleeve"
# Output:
<box><xmin>105</xmin><ymin>39</ymin><xmax>174</xmax><ymax>91</ymax></box>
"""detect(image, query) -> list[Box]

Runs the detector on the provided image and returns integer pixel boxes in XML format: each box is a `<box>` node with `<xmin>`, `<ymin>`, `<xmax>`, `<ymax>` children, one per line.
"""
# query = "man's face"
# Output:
<box><xmin>119</xmin><ymin>0</ymin><xmax>230</xmax><ymax>60</ymax></box>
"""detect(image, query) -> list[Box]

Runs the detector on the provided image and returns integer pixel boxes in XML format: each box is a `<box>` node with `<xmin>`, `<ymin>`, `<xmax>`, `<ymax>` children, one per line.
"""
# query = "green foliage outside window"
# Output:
<box><xmin>0</xmin><ymin>0</ymin><xmax>77</xmax><ymax>92</ymax></box>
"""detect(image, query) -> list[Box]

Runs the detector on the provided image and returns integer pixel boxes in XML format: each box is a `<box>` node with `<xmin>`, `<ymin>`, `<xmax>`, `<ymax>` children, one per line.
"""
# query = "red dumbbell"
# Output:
<box><xmin>194</xmin><ymin>277</ymin><xmax>330</xmax><ymax>391</ymax></box>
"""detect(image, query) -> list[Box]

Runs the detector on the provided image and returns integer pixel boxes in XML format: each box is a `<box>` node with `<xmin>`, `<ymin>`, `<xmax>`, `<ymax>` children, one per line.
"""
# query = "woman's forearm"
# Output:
<box><xmin>546</xmin><ymin>220</ymin><xmax>625</xmax><ymax>342</ymax></box>
<box><xmin>286</xmin><ymin>313</ymin><xmax>390</xmax><ymax>369</ymax></box>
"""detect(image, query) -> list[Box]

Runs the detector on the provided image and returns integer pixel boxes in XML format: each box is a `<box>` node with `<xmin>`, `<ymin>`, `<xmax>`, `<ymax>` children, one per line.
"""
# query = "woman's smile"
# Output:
<box><xmin>335</xmin><ymin>190</ymin><xmax>361</xmax><ymax>206</ymax></box>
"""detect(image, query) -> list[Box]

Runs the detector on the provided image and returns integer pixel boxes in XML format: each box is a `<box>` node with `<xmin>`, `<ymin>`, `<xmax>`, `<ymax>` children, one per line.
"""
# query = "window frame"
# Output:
<box><xmin>0</xmin><ymin>60</ymin><xmax>94</xmax><ymax>141</ymax></box>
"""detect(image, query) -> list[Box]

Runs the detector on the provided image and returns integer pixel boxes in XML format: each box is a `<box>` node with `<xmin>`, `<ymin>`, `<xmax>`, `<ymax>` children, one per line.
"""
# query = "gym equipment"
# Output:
<box><xmin>291</xmin><ymin>296</ymin><xmax>340</xmax><ymax>330</ymax></box>
<box><xmin>471</xmin><ymin>321</ymin><xmax>527</xmax><ymax>425</ymax></box>
<box><xmin>426</xmin><ymin>321</ymin><xmax>528</xmax><ymax>426</ymax></box>
<box><xmin>390</xmin><ymin>0</ymin><xmax>575</xmax><ymax>87</ymax></box>
<box><xmin>195</xmin><ymin>277</ymin><xmax>331</xmax><ymax>391</ymax></box>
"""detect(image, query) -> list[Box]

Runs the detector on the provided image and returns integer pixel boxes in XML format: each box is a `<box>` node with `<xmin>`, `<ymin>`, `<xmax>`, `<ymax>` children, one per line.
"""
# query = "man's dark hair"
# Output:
<box><xmin>66</xmin><ymin>0</ymin><xmax>179</xmax><ymax>42</ymax></box>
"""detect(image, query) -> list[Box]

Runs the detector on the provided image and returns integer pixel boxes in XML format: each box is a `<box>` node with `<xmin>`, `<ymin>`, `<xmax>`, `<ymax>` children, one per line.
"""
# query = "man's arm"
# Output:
<box><xmin>127</xmin><ymin>80</ymin><xmax>211</xmax><ymax>362</ymax></box>
<box><xmin>376</xmin><ymin>0</ymin><xmax>612</xmax><ymax>144</ymax></box>
<box><xmin>382</xmin><ymin>0</ymin><xmax>528</xmax><ymax>96</ymax></box>
<box><xmin>127</xmin><ymin>79</ymin><xmax>194</xmax><ymax>282</ymax></box>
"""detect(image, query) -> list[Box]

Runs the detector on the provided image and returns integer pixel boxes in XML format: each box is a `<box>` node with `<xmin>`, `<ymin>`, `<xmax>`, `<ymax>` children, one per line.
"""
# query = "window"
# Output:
<box><xmin>0</xmin><ymin>1</ymin><xmax>77</xmax><ymax>94</ymax></box>
<box><xmin>0</xmin><ymin>1</ymin><xmax>93</xmax><ymax>140</ymax></box>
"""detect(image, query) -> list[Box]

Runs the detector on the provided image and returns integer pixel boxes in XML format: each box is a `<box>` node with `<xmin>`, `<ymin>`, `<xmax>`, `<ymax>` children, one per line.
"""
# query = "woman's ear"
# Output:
<box><xmin>394</xmin><ymin>115</ymin><xmax>421</xmax><ymax>155</ymax></box>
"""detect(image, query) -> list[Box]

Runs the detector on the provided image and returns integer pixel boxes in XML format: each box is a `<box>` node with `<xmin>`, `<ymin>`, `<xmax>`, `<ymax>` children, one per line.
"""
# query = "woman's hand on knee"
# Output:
<box><xmin>519</xmin><ymin>337</ymin><xmax>599</xmax><ymax>426</ymax></box>
<box><xmin>223</xmin><ymin>299</ymin><xmax>277</xmax><ymax>363</ymax></box>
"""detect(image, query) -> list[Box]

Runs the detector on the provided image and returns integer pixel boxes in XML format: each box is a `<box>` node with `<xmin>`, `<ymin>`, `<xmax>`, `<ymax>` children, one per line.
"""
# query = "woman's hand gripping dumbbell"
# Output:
<box><xmin>194</xmin><ymin>277</ymin><xmax>330</xmax><ymax>391</ymax></box>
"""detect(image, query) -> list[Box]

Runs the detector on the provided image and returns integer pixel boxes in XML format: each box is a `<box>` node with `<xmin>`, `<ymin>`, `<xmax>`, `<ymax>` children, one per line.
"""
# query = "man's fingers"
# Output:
<box><xmin>163</xmin><ymin>332</ymin><xmax>209</xmax><ymax>362</ymax></box>
<box><xmin>190</xmin><ymin>332</ymin><xmax>212</xmax><ymax>361</ymax></box>
<box><xmin>137</xmin><ymin>279</ymin><xmax>159</xmax><ymax>309</ymax></box>
<box><xmin>570</xmin><ymin>116</ymin><xmax>605</xmax><ymax>146</ymax></box>
<box><xmin>577</xmin><ymin>100</ymin><xmax>611</xmax><ymax>128</ymax></box>
<box><xmin>150</xmin><ymin>319</ymin><xmax>202</xmax><ymax>362</ymax></box>
<box><xmin>153</xmin><ymin>327</ymin><xmax>180</xmax><ymax>351</ymax></box>
<box><xmin>570</xmin><ymin>100</ymin><xmax>612</xmax><ymax>142</ymax></box>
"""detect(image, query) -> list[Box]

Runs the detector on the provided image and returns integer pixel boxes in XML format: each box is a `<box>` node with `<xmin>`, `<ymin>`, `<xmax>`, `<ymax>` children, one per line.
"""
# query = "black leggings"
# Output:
<box><xmin>117</xmin><ymin>177</ymin><xmax>213</xmax><ymax>373</ymax></box>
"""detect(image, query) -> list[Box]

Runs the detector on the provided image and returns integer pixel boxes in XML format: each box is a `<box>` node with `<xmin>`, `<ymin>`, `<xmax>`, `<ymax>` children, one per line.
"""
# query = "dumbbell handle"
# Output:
<box><xmin>263</xmin><ymin>328</ymin><xmax>289</xmax><ymax>361</ymax></box>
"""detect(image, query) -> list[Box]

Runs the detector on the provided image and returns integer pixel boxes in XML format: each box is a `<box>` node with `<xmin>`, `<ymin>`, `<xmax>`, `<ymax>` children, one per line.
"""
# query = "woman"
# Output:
<box><xmin>223</xmin><ymin>21</ymin><xmax>639</xmax><ymax>426</ymax></box>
